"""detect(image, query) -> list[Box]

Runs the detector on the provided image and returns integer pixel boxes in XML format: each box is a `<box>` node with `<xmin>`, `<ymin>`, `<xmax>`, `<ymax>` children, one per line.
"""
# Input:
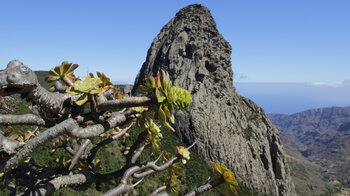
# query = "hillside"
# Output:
<box><xmin>269</xmin><ymin>107</ymin><xmax>350</xmax><ymax>194</ymax></box>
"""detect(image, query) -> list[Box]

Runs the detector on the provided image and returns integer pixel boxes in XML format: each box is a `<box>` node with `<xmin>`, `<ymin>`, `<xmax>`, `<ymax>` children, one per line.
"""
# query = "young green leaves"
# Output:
<box><xmin>65</xmin><ymin>71</ymin><xmax>115</xmax><ymax>106</ymax></box>
<box><xmin>89</xmin><ymin>71</ymin><xmax>116</xmax><ymax>93</ymax></box>
<box><xmin>176</xmin><ymin>146</ymin><xmax>190</xmax><ymax>164</ymax></box>
<box><xmin>66</xmin><ymin>77</ymin><xmax>105</xmax><ymax>106</ymax></box>
<box><xmin>138</xmin><ymin>70</ymin><xmax>192</xmax><ymax>132</ymax></box>
<box><xmin>210</xmin><ymin>162</ymin><xmax>238</xmax><ymax>195</ymax></box>
<box><xmin>46</xmin><ymin>61</ymin><xmax>78</xmax><ymax>86</ymax></box>
<box><xmin>144</xmin><ymin>119</ymin><xmax>163</xmax><ymax>153</ymax></box>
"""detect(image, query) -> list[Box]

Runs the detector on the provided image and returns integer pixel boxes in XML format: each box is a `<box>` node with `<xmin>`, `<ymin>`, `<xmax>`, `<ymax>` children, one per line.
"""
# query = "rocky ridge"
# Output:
<box><xmin>269</xmin><ymin>107</ymin><xmax>350</xmax><ymax>187</ymax></box>
<box><xmin>133</xmin><ymin>4</ymin><xmax>295</xmax><ymax>195</ymax></box>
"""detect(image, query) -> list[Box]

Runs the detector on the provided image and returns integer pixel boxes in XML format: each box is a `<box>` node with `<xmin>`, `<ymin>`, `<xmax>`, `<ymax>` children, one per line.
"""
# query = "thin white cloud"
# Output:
<box><xmin>311</xmin><ymin>79</ymin><xmax>350</xmax><ymax>87</ymax></box>
<box><xmin>235</xmin><ymin>73</ymin><xmax>248</xmax><ymax>81</ymax></box>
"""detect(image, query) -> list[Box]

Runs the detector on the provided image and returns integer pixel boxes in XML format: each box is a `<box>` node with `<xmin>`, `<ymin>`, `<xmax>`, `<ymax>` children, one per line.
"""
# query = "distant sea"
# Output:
<box><xmin>235</xmin><ymin>82</ymin><xmax>350</xmax><ymax>114</ymax></box>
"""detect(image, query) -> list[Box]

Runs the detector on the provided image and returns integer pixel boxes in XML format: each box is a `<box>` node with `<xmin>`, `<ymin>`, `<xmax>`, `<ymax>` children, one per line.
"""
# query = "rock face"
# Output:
<box><xmin>133</xmin><ymin>4</ymin><xmax>295</xmax><ymax>195</ymax></box>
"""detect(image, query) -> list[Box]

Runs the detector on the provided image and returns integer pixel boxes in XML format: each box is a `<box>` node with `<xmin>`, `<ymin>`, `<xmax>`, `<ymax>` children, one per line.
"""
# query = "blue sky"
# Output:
<box><xmin>1</xmin><ymin>0</ymin><xmax>349</xmax><ymax>84</ymax></box>
<box><xmin>1</xmin><ymin>1</ymin><xmax>350</xmax><ymax>113</ymax></box>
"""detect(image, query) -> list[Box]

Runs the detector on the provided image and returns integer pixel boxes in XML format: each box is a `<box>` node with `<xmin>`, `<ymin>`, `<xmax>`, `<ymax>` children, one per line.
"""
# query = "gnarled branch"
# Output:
<box><xmin>1</xmin><ymin>118</ymin><xmax>77</xmax><ymax>173</ymax></box>
<box><xmin>68</xmin><ymin>111</ymin><xmax>134</xmax><ymax>139</ymax></box>
<box><xmin>0</xmin><ymin>114</ymin><xmax>46</xmax><ymax>126</ymax></box>
<box><xmin>97</xmin><ymin>96</ymin><xmax>153</xmax><ymax>111</ymax></box>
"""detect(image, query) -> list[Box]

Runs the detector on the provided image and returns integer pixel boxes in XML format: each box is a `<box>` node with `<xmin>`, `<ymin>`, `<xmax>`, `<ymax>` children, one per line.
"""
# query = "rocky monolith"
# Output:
<box><xmin>133</xmin><ymin>4</ymin><xmax>295</xmax><ymax>195</ymax></box>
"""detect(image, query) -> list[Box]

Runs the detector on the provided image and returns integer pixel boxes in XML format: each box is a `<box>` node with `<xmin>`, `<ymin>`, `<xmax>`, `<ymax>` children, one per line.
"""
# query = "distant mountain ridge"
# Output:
<box><xmin>268</xmin><ymin>107</ymin><xmax>350</xmax><ymax>189</ymax></box>
<box><xmin>235</xmin><ymin>82</ymin><xmax>350</xmax><ymax>114</ymax></box>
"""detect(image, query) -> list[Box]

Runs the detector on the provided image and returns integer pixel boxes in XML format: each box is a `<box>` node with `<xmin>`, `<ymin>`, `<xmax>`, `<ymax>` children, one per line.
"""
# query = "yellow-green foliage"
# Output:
<box><xmin>211</xmin><ymin>161</ymin><xmax>238</xmax><ymax>195</ymax></box>
<box><xmin>138</xmin><ymin>70</ymin><xmax>192</xmax><ymax>132</ymax></box>
<box><xmin>46</xmin><ymin>61</ymin><xmax>78</xmax><ymax>83</ymax></box>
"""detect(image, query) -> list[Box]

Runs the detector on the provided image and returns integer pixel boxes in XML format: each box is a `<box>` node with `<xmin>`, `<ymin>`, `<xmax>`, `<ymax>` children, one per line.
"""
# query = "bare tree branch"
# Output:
<box><xmin>104</xmin><ymin>156</ymin><xmax>178</xmax><ymax>196</ymax></box>
<box><xmin>16</xmin><ymin>159</ymin><xmax>66</xmax><ymax>182</ymax></box>
<box><xmin>68</xmin><ymin>111</ymin><xmax>132</xmax><ymax>139</ymax></box>
<box><xmin>133</xmin><ymin>140</ymin><xmax>199</xmax><ymax>179</ymax></box>
<box><xmin>1</xmin><ymin>118</ymin><xmax>77</xmax><ymax>173</ymax></box>
<box><xmin>126</xmin><ymin>130</ymin><xmax>147</xmax><ymax>165</ymax></box>
<box><xmin>104</xmin><ymin>140</ymin><xmax>202</xmax><ymax>196</ymax></box>
<box><xmin>87</xmin><ymin>123</ymin><xmax>133</xmax><ymax>165</ymax></box>
<box><xmin>0</xmin><ymin>61</ymin><xmax>218</xmax><ymax>196</ymax></box>
<box><xmin>23</xmin><ymin>166</ymin><xmax>130</xmax><ymax>196</ymax></box>
<box><xmin>68</xmin><ymin>139</ymin><xmax>91</xmax><ymax>171</ymax></box>
<box><xmin>0</xmin><ymin>131</ymin><xmax>26</xmax><ymax>155</ymax></box>
<box><xmin>130</xmin><ymin>143</ymin><xmax>150</xmax><ymax>164</ymax></box>
<box><xmin>0</xmin><ymin>114</ymin><xmax>46</xmax><ymax>126</ymax></box>
<box><xmin>61</xmin><ymin>139</ymin><xmax>76</xmax><ymax>156</ymax></box>
<box><xmin>97</xmin><ymin>96</ymin><xmax>153</xmax><ymax>111</ymax></box>
<box><xmin>150</xmin><ymin>186</ymin><xmax>167</xmax><ymax>196</ymax></box>
<box><xmin>184</xmin><ymin>178</ymin><xmax>224</xmax><ymax>196</ymax></box>
<box><xmin>53</xmin><ymin>81</ymin><xmax>68</xmax><ymax>93</ymax></box>
<box><xmin>24</xmin><ymin>170</ymin><xmax>96</xmax><ymax>196</ymax></box>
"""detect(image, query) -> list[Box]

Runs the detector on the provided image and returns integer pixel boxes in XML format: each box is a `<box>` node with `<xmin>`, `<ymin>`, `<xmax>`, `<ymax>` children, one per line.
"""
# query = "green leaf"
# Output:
<box><xmin>137</xmin><ymin>85</ymin><xmax>151</xmax><ymax>93</ymax></box>
<box><xmin>67</xmin><ymin>63</ymin><xmax>79</xmax><ymax>74</ymax></box>
<box><xmin>145</xmin><ymin>77</ymin><xmax>156</xmax><ymax>88</ymax></box>
<box><xmin>210</xmin><ymin>161</ymin><xmax>223</xmax><ymax>176</ymax></box>
<box><xmin>49</xmin><ymin>68</ymin><xmax>60</xmax><ymax>77</ymax></box>
<box><xmin>66</xmin><ymin>86</ymin><xmax>82</xmax><ymax>95</ymax></box>
<box><xmin>169</xmin><ymin>114</ymin><xmax>175</xmax><ymax>124</ymax></box>
<box><xmin>89</xmin><ymin>88</ymin><xmax>105</xmax><ymax>94</ymax></box>
<box><xmin>75</xmin><ymin>94</ymin><xmax>88</xmax><ymax>106</ymax></box>
<box><xmin>47</xmin><ymin>62</ymin><xmax>78</xmax><ymax>84</ymax></box>
<box><xmin>163</xmin><ymin>105</ymin><xmax>171</xmax><ymax>119</ymax></box>
<box><xmin>224</xmin><ymin>183</ymin><xmax>231</xmax><ymax>196</ymax></box>
<box><xmin>223</xmin><ymin>170</ymin><xmax>234</xmax><ymax>183</ymax></box>
<box><xmin>74</xmin><ymin>77</ymin><xmax>103</xmax><ymax>93</ymax></box>
<box><xmin>61</xmin><ymin>61</ymin><xmax>71</xmax><ymax>76</ymax></box>
<box><xmin>176</xmin><ymin>146</ymin><xmax>190</xmax><ymax>160</ymax></box>
<box><xmin>164</xmin><ymin>121</ymin><xmax>175</xmax><ymax>132</ymax></box>
<box><xmin>169</xmin><ymin>179</ymin><xmax>179</xmax><ymax>195</ymax></box>
<box><xmin>45</xmin><ymin>75</ymin><xmax>59</xmax><ymax>83</ymax></box>
<box><xmin>158</xmin><ymin>106</ymin><xmax>167</xmax><ymax>123</ymax></box>
<box><xmin>230</xmin><ymin>185</ymin><xmax>238</xmax><ymax>195</ymax></box>
<box><xmin>155</xmin><ymin>88</ymin><xmax>164</xmax><ymax>103</ymax></box>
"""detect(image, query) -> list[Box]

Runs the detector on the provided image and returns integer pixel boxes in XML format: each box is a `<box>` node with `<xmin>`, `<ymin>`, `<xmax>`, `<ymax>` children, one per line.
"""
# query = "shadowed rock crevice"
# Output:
<box><xmin>133</xmin><ymin>4</ymin><xmax>295</xmax><ymax>195</ymax></box>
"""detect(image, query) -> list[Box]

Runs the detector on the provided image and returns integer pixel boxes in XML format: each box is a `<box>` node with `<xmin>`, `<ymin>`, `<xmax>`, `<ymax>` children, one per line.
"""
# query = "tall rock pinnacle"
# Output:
<box><xmin>133</xmin><ymin>4</ymin><xmax>295</xmax><ymax>195</ymax></box>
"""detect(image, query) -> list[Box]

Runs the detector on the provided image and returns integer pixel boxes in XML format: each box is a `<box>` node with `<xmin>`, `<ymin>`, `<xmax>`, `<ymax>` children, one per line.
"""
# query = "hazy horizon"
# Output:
<box><xmin>235</xmin><ymin>82</ymin><xmax>350</xmax><ymax>114</ymax></box>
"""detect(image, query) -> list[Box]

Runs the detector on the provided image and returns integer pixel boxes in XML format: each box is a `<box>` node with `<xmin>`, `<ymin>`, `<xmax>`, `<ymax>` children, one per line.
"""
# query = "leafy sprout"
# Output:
<box><xmin>46</xmin><ymin>61</ymin><xmax>78</xmax><ymax>85</ymax></box>
<box><xmin>89</xmin><ymin>71</ymin><xmax>116</xmax><ymax>92</ymax></box>
<box><xmin>144</xmin><ymin>119</ymin><xmax>163</xmax><ymax>152</ymax></box>
<box><xmin>176</xmin><ymin>146</ymin><xmax>190</xmax><ymax>164</ymax></box>
<box><xmin>138</xmin><ymin>70</ymin><xmax>192</xmax><ymax>132</ymax></box>
<box><xmin>210</xmin><ymin>161</ymin><xmax>238</xmax><ymax>195</ymax></box>
<box><xmin>66</xmin><ymin>77</ymin><xmax>106</xmax><ymax>106</ymax></box>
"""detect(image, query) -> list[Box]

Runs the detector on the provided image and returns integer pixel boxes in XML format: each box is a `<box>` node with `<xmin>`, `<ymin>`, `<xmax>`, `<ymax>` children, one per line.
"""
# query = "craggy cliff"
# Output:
<box><xmin>133</xmin><ymin>4</ymin><xmax>295</xmax><ymax>195</ymax></box>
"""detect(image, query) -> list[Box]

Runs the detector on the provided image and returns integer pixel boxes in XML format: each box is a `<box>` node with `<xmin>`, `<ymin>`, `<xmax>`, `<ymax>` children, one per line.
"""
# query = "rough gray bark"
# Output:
<box><xmin>133</xmin><ymin>4</ymin><xmax>295</xmax><ymax>195</ymax></box>
<box><xmin>0</xmin><ymin>60</ymin><xmax>80</xmax><ymax>119</ymax></box>
<box><xmin>97</xmin><ymin>96</ymin><xmax>153</xmax><ymax>111</ymax></box>
<box><xmin>0</xmin><ymin>114</ymin><xmax>46</xmax><ymax>126</ymax></box>
<box><xmin>184</xmin><ymin>178</ymin><xmax>224</xmax><ymax>196</ymax></box>
<box><xmin>1</xmin><ymin>118</ymin><xmax>77</xmax><ymax>173</ymax></box>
